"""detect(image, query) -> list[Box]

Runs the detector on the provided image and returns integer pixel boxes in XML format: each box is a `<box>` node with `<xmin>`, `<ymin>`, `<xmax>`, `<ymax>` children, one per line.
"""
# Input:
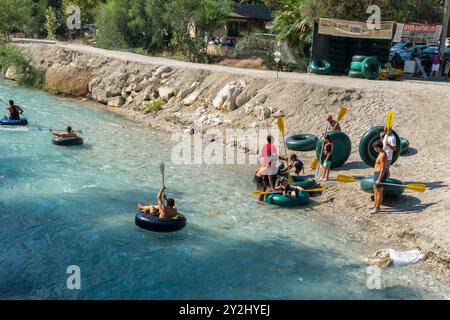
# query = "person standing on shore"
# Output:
<box><xmin>326</xmin><ymin>114</ymin><xmax>341</xmax><ymax>131</ymax></box>
<box><xmin>370</xmin><ymin>140</ymin><xmax>388</xmax><ymax>214</ymax></box>
<box><xmin>380</xmin><ymin>126</ymin><xmax>397</xmax><ymax>177</ymax></box>
<box><xmin>318</xmin><ymin>135</ymin><xmax>333</xmax><ymax>182</ymax></box>
<box><xmin>258</xmin><ymin>135</ymin><xmax>287</xmax><ymax>191</ymax></box>
<box><xmin>431</xmin><ymin>52</ymin><xmax>441</xmax><ymax>79</ymax></box>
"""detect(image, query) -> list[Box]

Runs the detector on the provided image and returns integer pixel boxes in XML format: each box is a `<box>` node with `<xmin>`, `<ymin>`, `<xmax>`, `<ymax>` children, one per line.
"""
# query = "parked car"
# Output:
<box><xmin>397</xmin><ymin>44</ymin><xmax>428</xmax><ymax>60</ymax></box>
<box><xmin>390</xmin><ymin>42</ymin><xmax>411</xmax><ymax>53</ymax></box>
<box><xmin>446</xmin><ymin>38</ymin><xmax>450</xmax><ymax>48</ymax></box>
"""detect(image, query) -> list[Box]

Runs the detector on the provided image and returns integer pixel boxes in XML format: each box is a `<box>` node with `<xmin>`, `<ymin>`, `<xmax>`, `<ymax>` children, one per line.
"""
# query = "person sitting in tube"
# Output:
<box><xmin>274</xmin><ymin>177</ymin><xmax>304</xmax><ymax>197</ymax></box>
<box><xmin>49</xmin><ymin>126</ymin><xmax>78</xmax><ymax>138</ymax></box>
<box><xmin>138</xmin><ymin>187</ymin><xmax>177</xmax><ymax>219</ymax></box>
<box><xmin>6</xmin><ymin>100</ymin><xmax>24</xmax><ymax>120</ymax></box>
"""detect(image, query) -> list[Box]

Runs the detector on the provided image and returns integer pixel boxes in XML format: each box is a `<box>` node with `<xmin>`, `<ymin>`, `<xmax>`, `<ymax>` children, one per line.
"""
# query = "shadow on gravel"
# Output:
<box><xmin>334</xmin><ymin>161</ymin><xmax>368</xmax><ymax>171</ymax></box>
<box><xmin>401</xmin><ymin>147</ymin><xmax>418</xmax><ymax>157</ymax></box>
<box><xmin>381</xmin><ymin>194</ymin><xmax>437</xmax><ymax>214</ymax></box>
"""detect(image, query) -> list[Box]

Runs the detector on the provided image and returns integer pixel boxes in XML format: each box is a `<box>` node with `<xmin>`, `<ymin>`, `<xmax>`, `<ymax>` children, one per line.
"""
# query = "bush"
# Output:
<box><xmin>229</xmin><ymin>32</ymin><xmax>277</xmax><ymax>69</ymax></box>
<box><xmin>143</xmin><ymin>99</ymin><xmax>165</xmax><ymax>112</ymax></box>
<box><xmin>0</xmin><ymin>44</ymin><xmax>46</xmax><ymax>88</ymax></box>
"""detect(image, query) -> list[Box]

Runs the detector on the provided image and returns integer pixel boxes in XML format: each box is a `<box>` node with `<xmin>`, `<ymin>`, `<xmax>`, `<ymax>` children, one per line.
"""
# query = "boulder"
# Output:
<box><xmin>236</xmin><ymin>89</ymin><xmax>257</xmax><ymax>108</ymax></box>
<box><xmin>153</xmin><ymin>66</ymin><xmax>172</xmax><ymax>79</ymax></box>
<box><xmin>107</xmin><ymin>96</ymin><xmax>125</xmax><ymax>108</ymax></box>
<box><xmin>183</xmin><ymin>90</ymin><xmax>200</xmax><ymax>106</ymax></box>
<box><xmin>158</xmin><ymin>86</ymin><xmax>176</xmax><ymax>101</ymax></box>
<box><xmin>255</xmin><ymin>105</ymin><xmax>271</xmax><ymax>121</ymax></box>
<box><xmin>121</xmin><ymin>87</ymin><xmax>129</xmax><ymax>99</ymax></box>
<box><xmin>4</xmin><ymin>66</ymin><xmax>17</xmax><ymax>80</ymax></box>
<box><xmin>92</xmin><ymin>87</ymin><xmax>108</xmax><ymax>104</ymax></box>
<box><xmin>132</xmin><ymin>83</ymin><xmax>143</xmax><ymax>92</ymax></box>
<box><xmin>177</xmin><ymin>82</ymin><xmax>200</xmax><ymax>100</ymax></box>
<box><xmin>212</xmin><ymin>80</ymin><xmax>246</xmax><ymax>111</ymax></box>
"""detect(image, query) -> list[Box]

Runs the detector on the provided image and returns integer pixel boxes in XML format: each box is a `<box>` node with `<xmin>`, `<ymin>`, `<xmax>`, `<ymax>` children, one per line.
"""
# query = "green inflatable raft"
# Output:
<box><xmin>309</xmin><ymin>60</ymin><xmax>332</xmax><ymax>75</ymax></box>
<box><xmin>277</xmin><ymin>174</ymin><xmax>317</xmax><ymax>189</ymax></box>
<box><xmin>359</xmin><ymin>126</ymin><xmax>401</xmax><ymax>168</ymax></box>
<box><xmin>264</xmin><ymin>192</ymin><xmax>310</xmax><ymax>207</ymax></box>
<box><xmin>360</xmin><ymin>176</ymin><xmax>405</xmax><ymax>197</ymax></box>
<box><xmin>400</xmin><ymin>137</ymin><xmax>409</xmax><ymax>155</ymax></box>
<box><xmin>286</xmin><ymin>134</ymin><xmax>318</xmax><ymax>151</ymax></box>
<box><xmin>315</xmin><ymin>131</ymin><xmax>352</xmax><ymax>168</ymax></box>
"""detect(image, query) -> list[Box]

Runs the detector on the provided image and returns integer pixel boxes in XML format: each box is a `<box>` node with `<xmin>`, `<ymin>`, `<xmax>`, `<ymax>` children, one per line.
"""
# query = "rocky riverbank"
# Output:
<box><xmin>4</xmin><ymin>42</ymin><xmax>450</xmax><ymax>285</ymax></box>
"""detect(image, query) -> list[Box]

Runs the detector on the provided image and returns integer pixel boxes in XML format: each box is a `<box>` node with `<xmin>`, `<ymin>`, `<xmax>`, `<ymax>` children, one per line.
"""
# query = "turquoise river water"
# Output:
<box><xmin>0</xmin><ymin>79</ymin><xmax>449</xmax><ymax>299</ymax></box>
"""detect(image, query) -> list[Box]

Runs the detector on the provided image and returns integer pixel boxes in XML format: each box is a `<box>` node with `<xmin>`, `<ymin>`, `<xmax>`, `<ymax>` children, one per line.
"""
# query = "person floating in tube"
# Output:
<box><xmin>6</xmin><ymin>100</ymin><xmax>24</xmax><ymax>120</ymax></box>
<box><xmin>274</xmin><ymin>177</ymin><xmax>304</xmax><ymax>197</ymax></box>
<box><xmin>138</xmin><ymin>187</ymin><xmax>177</xmax><ymax>219</ymax></box>
<box><xmin>49</xmin><ymin>126</ymin><xmax>78</xmax><ymax>138</ymax></box>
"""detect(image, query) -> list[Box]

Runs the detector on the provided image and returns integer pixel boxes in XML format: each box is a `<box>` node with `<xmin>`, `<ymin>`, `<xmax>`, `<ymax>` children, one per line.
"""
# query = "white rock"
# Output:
<box><xmin>132</xmin><ymin>83</ymin><xmax>143</xmax><ymax>92</ymax></box>
<box><xmin>244</xmin><ymin>103</ymin><xmax>255</xmax><ymax>115</ymax></box>
<box><xmin>177</xmin><ymin>82</ymin><xmax>200</xmax><ymax>100</ymax></box>
<box><xmin>158</xmin><ymin>86</ymin><xmax>176</xmax><ymax>101</ymax></box>
<box><xmin>107</xmin><ymin>96</ymin><xmax>125</xmax><ymax>108</ymax></box>
<box><xmin>212</xmin><ymin>80</ymin><xmax>246</xmax><ymax>111</ymax></box>
<box><xmin>4</xmin><ymin>66</ymin><xmax>17</xmax><ymax>80</ymax></box>
<box><xmin>153</xmin><ymin>66</ymin><xmax>172</xmax><ymax>79</ymax></box>
<box><xmin>183</xmin><ymin>90</ymin><xmax>200</xmax><ymax>106</ymax></box>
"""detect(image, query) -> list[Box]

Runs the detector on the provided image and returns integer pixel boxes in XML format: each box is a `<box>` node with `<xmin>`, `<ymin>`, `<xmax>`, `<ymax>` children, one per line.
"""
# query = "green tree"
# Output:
<box><xmin>271</xmin><ymin>0</ymin><xmax>310</xmax><ymax>49</ymax></box>
<box><xmin>45</xmin><ymin>7</ymin><xmax>60</xmax><ymax>39</ymax></box>
<box><xmin>95</xmin><ymin>0</ymin><xmax>128</xmax><ymax>49</ymax></box>
<box><xmin>0</xmin><ymin>0</ymin><xmax>33</xmax><ymax>40</ymax></box>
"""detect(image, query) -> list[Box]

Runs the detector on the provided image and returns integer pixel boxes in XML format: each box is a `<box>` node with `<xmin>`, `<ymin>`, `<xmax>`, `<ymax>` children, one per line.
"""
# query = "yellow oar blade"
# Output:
<box><xmin>310</xmin><ymin>158</ymin><xmax>319</xmax><ymax>170</ymax></box>
<box><xmin>277</xmin><ymin>116</ymin><xmax>285</xmax><ymax>136</ymax></box>
<box><xmin>336</xmin><ymin>175</ymin><xmax>358</xmax><ymax>183</ymax></box>
<box><xmin>386</xmin><ymin>111</ymin><xmax>395</xmax><ymax>129</ymax></box>
<box><xmin>304</xmin><ymin>188</ymin><xmax>325</xmax><ymax>193</ymax></box>
<box><xmin>337</xmin><ymin>106</ymin><xmax>348</xmax><ymax>121</ymax></box>
<box><xmin>288</xmin><ymin>174</ymin><xmax>294</xmax><ymax>182</ymax></box>
<box><xmin>404</xmin><ymin>184</ymin><xmax>426</xmax><ymax>193</ymax></box>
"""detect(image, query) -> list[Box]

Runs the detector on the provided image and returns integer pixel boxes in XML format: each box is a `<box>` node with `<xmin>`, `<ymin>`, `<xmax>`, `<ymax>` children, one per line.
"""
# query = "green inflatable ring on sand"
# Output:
<box><xmin>361</xmin><ymin>57</ymin><xmax>381</xmax><ymax>80</ymax></box>
<box><xmin>352</xmin><ymin>55</ymin><xmax>367</xmax><ymax>62</ymax></box>
<box><xmin>350</xmin><ymin>61</ymin><xmax>363</xmax><ymax>71</ymax></box>
<box><xmin>359</xmin><ymin>126</ymin><xmax>401</xmax><ymax>168</ymax></box>
<box><xmin>400</xmin><ymin>137</ymin><xmax>410</xmax><ymax>155</ymax></box>
<box><xmin>348</xmin><ymin>70</ymin><xmax>365</xmax><ymax>78</ymax></box>
<box><xmin>360</xmin><ymin>176</ymin><xmax>405</xmax><ymax>197</ymax></box>
<box><xmin>277</xmin><ymin>174</ymin><xmax>317</xmax><ymax>189</ymax></box>
<box><xmin>264</xmin><ymin>192</ymin><xmax>310</xmax><ymax>207</ymax></box>
<box><xmin>286</xmin><ymin>134</ymin><xmax>319</xmax><ymax>151</ymax></box>
<box><xmin>315</xmin><ymin>131</ymin><xmax>352</xmax><ymax>169</ymax></box>
<box><xmin>309</xmin><ymin>60</ymin><xmax>332</xmax><ymax>75</ymax></box>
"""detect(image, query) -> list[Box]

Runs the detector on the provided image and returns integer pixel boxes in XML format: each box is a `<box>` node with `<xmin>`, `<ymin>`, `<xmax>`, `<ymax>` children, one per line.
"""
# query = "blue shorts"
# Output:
<box><xmin>373</xmin><ymin>172</ymin><xmax>387</xmax><ymax>189</ymax></box>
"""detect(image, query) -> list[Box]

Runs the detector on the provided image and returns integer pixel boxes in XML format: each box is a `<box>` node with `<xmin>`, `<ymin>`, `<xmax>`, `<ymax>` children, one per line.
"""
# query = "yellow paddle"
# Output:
<box><xmin>386</xmin><ymin>111</ymin><xmax>395</xmax><ymax>129</ymax></box>
<box><xmin>251</xmin><ymin>188</ymin><xmax>325</xmax><ymax>196</ymax></box>
<box><xmin>337</xmin><ymin>106</ymin><xmax>348</xmax><ymax>122</ymax></box>
<box><xmin>277</xmin><ymin>116</ymin><xmax>293</xmax><ymax>182</ymax></box>
<box><xmin>311</xmin><ymin>106</ymin><xmax>348</xmax><ymax>171</ymax></box>
<box><xmin>336</xmin><ymin>175</ymin><xmax>426</xmax><ymax>193</ymax></box>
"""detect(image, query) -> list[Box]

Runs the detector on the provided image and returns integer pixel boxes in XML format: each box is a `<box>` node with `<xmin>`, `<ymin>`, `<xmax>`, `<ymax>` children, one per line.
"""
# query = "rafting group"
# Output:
<box><xmin>0</xmin><ymin>98</ymin><xmax>84</xmax><ymax>146</ymax></box>
<box><xmin>252</xmin><ymin>108</ymin><xmax>426</xmax><ymax>214</ymax></box>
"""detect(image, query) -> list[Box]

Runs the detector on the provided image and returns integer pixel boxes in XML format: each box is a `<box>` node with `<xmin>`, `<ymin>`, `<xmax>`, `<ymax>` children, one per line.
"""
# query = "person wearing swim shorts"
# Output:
<box><xmin>318</xmin><ymin>135</ymin><xmax>333</xmax><ymax>181</ymax></box>
<box><xmin>380</xmin><ymin>126</ymin><xmax>397</xmax><ymax>177</ymax></box>
<box><xmin>370</xmin><ymin>140</ymin><xmax>388</xmax><ymax>214</ymax></box>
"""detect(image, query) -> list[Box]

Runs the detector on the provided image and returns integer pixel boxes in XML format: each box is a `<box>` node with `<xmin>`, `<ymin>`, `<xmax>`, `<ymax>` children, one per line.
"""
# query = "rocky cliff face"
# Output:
<box><xmin>21</xmin><ymin>44</ymin><xmax>374</xmax><ymax>152</ymax></box>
